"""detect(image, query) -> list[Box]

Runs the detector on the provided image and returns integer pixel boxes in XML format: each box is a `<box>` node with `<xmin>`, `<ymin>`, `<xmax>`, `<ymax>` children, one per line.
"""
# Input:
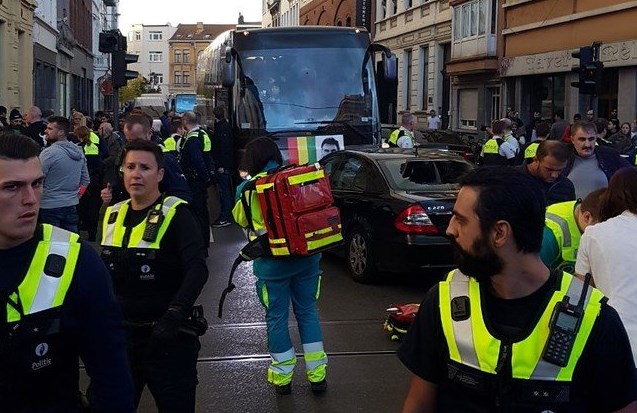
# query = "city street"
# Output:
<box><xmin>132</xmin><ymin>225</ymin><xmax>442</xmax><ymax>412</ymax></box>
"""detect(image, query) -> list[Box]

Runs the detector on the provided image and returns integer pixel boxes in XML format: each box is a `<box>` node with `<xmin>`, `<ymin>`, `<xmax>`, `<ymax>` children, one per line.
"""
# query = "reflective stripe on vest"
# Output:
<box><xmin>525</xmin><ymin>142</ymin><xmax>539</xmax><ymax>159</ymax></box>
<box><xmin>545</xmin><ymin>201</ymin><xmax>580</xmax><ymax>264</ymax></box>
<box><xmin>440</xmin><ymin>269</ymin><xmax>603</xmax><ymax>381</ymax></box>
<box><xmin>101</xmin><ymin>196</ymin><xmax>186</xmax><ymax>249</ymax></box>
<box><xmin>83</xmin><ymin>143</ymin><xmax>99</xmax><ymax>156</ymax></box>
<box><xmin>90</xmin><ymin>131</ymin><xmax>100</xmax><ymax>145</ymax></box>
<box><xmin>481</xmin><ymin>138</ymin><xmax>502</xmax><ymax>155</ymax></box>
<box><xmin>162</xmin><ymin>136</ymin><xmax>177</xmax><ymax>153</ymax></box>
<box><xmin>388</xmin><ymin>128</ymin><xmax>415</xmax><ymax>147</ymax></box>
<box><xmin>186</xmin><ymin>129</ymin><xmax>211</xmax><ymax>152</ymax></box>
<box><xmin>6</xmin><ymin>224</ymin><xmax>81</xmax><ymax>322</ymax></box>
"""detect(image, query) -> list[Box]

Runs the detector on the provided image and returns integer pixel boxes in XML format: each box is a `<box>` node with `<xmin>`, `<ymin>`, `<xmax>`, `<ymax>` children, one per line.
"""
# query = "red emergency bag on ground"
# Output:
<box><xmin>255</xmin><ymin>163</ymin><xmax>343</xmax><ymax>256</ymax></box>
<box><xmin>384</xmin><ymin>304</ymin><xmax>420</xmax><ymax>341</ymax></box>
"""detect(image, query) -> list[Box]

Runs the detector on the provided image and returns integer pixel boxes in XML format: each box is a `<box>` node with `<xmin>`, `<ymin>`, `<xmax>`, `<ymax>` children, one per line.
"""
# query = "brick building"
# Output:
<box><xmin>300</xmin><ymin>0</ymin><xmax>372</xmax><ymax>31</ymax></box>
<box><xmin>168</xmin><ymin>22</ymin><xmax>233</xmax><ymax>95</ymax></box>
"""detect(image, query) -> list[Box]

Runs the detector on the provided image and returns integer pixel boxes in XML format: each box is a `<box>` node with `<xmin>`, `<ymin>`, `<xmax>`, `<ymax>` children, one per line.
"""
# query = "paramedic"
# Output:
<box><xmin>232</xmin><ymin>137</ymin><xmax>328</xmax><ymax>395</ymax></box>
<box><xmin>100</xmin><ymin>140</ymin><xmax>208</xmax><ymax>412</ymax></box>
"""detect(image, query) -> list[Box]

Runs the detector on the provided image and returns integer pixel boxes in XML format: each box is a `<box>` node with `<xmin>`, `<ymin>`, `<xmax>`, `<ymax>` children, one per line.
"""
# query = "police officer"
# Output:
<box><xmin>388</xmin><ymin>112</ymin><xmax>416</xmax><ymax>148</ymax></box>
<box><xmin>76</xmin><ymin>125</ymin><xmax>102</xmax><ymax>241</ymax></box>
<box><xmin>0</xmin><ymin>133</ymin><xmax>134</xmax><ymax>412</ymax></box>
<box><xmin>100</xmin><ymin>114</ymin><xmax>191</xmax><ymax>205</ymax></box>
<box><xmin>100</xmin><ymin>139</ymin><xmax>208</xmax><ymax>412</ymax></box>
<box><xmin>160</xmin><ymin>119</ymin><xmax>183</xmax><ymax>155</ymax></box>
<box><xmin>398</xmin><ymin>167</ymin><xmax>637</xmax><ymax>412</ymax></box>
<box><xmin>479</xmin><ymin>119</ymin><xmax>517</xmax><ymax>166</ymax></box>
<box><xmin>540</xmin><ymin>188</ymin><xmax>605</xmax><ymax>272</ymax></box>
<box><xmin>179</xmin><ymin>111</ymin><xmax>214</xmax><ymax>253</ymax></box>
<box><xmin>232</xmin><ymin>137</ymin><xmax>328</xmax><ymax>395</ymax></box>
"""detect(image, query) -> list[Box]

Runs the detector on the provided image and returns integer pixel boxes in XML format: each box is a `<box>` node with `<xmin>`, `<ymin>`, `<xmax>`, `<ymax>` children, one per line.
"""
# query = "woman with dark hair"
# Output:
<box><xmin>576</xmin><ymin>167</ymin><xmax>637</xmax><ymax>364</ymax></box>
<box><xmin>232</xmin><ymin>137</ymin><xmax>328</xmax><ymax>395</ymax></box>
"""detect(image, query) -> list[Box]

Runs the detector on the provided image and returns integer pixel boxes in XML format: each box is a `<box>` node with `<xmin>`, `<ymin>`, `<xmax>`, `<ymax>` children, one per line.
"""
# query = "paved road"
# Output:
<box><xmin>87</xmin><ymin>224</ymin><xmax>446</xmax><ymax>412</ymax></box>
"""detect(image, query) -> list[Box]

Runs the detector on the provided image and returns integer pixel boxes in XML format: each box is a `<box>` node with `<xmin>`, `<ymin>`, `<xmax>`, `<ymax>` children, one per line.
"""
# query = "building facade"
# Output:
<box><xmin>168</xmin><ymin>23</ymin><xmax>233</xmax><ymax>96</ymax></box>
<box><xmin>127</xmin><ymin>23</ymin><xmax>177</xmax><ymax>101</ymax></box>
<box><xmin>33</xmin><ymin>0</ymin><xmax>58</xmax><ymax>113</ymax></box>
<box><xmin>374</xmin><ymin>0</ymin><xmax>452</xmax><ymax>127</ymax></box>
<box><xmin>264</xmin><ymin>0</ymin><xmax>300</xmax><ymax>27</ymax></box>
<box><xmin>300</xmin><ymin>0</ymin><xmax>372</xmax><ymax>30</ymax></box>
<box><xmin>92</xmin><ymin>0</ymin><xmax>118</xmax><ymax>113</ymax></box>
<box><xmin>0</xmin><ymin>0</ymin><xmax>37</xmax><ymax>112</ymax></box>
<box><xmin>500</xmin><ymin>0</ymin><xmax>637</xmax><ymax>126</ymax></box>
<box><xmin>446</xmin><ymin>0</ymin><xmax>502</xmax><ymax>132</ymax></box>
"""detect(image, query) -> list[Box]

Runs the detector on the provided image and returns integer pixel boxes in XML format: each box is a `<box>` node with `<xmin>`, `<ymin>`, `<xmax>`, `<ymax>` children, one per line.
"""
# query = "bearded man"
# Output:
<box><xmin>397</xmin><ymin>167</ymin><xmax>637</xmax><ymax>413</ymax></box>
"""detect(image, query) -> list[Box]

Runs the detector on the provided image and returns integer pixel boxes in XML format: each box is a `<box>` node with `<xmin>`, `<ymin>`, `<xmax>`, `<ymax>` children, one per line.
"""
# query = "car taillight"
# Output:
<box><xmin>394</xmin><ymin>204</ymin><xmax>439</xmax><ymax>234</ymax></box>
<box><xmin>462</xmin><ymin>152</ymin><xmax>474</xmax><ymax>161</ymax></box>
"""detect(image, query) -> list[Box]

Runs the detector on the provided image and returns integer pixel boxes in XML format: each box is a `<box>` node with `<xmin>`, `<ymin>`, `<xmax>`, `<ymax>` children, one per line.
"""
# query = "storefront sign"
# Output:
<box><xmin>501</xmin><ymin>40</ymin><xmax>637</xmax><ymax>77</ymax></box>
<box><xmin>357</xmin><ymin>0</ymin><xmax>372</xmax><ymax>32</ymax></box>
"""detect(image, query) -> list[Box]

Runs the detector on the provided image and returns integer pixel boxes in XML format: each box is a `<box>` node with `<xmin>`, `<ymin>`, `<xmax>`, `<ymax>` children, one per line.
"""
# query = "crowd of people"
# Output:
<box><xmin>398</xmin><ymin>107</ymin><xmax>637</xmax><ymax>411</ymax></box>
<box><xmin>0</xmin><ymin>103</ymin><xmax>239</xmax><ymax>412</ymax></box>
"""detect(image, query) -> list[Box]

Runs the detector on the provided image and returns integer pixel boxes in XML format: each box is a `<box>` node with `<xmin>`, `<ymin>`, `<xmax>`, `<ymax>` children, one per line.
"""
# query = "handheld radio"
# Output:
<box><xmin>142</xmin><ymin>209</ymin><xmax>164</xmax><ymax>242</ymax></box>
<box><xmin>542</xmin><ymin>273</ymin><xmax>592</xmax><ymax>367</ymax></box>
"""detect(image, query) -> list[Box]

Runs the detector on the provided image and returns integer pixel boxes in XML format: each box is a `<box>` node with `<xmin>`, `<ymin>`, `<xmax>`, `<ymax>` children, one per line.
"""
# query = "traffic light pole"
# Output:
<box><xmin>112</xmin><ymin>88</ymin><xmax>119</xmax><ymax>124</ymax></box>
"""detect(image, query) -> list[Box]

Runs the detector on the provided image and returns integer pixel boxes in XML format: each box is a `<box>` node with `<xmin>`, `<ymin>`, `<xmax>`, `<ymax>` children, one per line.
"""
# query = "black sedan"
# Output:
<box><xmin>320</xmin><ymin>148</ymin><xmax>474</xmax><ymax>283</ymax></box>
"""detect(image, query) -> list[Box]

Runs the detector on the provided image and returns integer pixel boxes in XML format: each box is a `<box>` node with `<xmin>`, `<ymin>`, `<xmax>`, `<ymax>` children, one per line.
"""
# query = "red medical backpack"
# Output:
<box><xmin>255</xmin><ymin>163</ymin><xmax>343</xmax><ymax>256</ymax></box>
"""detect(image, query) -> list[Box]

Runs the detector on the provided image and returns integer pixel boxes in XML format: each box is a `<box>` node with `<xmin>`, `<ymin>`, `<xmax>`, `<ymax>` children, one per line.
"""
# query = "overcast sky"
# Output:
<box><xmin>118</xmin><ymin>0</ymin><xmax>263</xmax><ymax>34</ymax></box>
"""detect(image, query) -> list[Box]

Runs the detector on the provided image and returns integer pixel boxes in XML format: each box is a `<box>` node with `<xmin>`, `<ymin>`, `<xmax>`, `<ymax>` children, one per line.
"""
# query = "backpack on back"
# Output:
<box><xmin>218</xmin><ymin>163</ymin><xmax>342</xmax><ymax>318</ymax></box>
<box><xmin>255</xmin><ymin>163</ymin><xmax>342</xmax><ymax>256</ymax></box>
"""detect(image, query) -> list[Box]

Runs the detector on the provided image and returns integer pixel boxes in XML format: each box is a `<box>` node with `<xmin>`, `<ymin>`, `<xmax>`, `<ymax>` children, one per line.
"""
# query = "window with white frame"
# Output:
<box><xmin>458</xmin><ymin>88</ymin><xmax>478</xmax><ymax>130</ymax></box>
<box><xmin>419</xmin><ymin>46</ymin><xmax>429</xmax><ymax>111</ymax></box>
<box><xmin>183</xmin><ymin>72</ymin><xmax>190</xmax><ymax>85</ymax></box>
<box><xmin>149</xmin><ymin>52</ymin><xmax>162</xmax><ymax>62</ymax></box>
<box><xmin>183</xmin><ymin>50</ymin><xmax>190</xmax><ymax>64</ymax></box>
<box><xmin>154</xmin><ymin>73</ymin><xmax>164</xmax><ymax>84</ymax></box>
<box><xmin>404</xmin><ymin>50</ymin><xmax>413</xmax><ymax>110</ymax></box>
<box><xmin>149</xmin><ymin>31</ymin><xmax>162</xmax><ymax>41</ymax></box>
<box><xmin>487</xmin><ymin>86</ymin><xmax>501</xmax><ymax>125</ymax></box>
<box><xmin>175</xmin><ymin>50</ymin><xmax>182</xmax><ymax>63</ymax></box>
<box><xmin>453</xmin><ymin>0</ymin><xmax>488</xmax><ymax>41</ymax></box>
<box><xmin>135</xmin><ymin>31</ymin><xmax>141</xmax><ymax>41</ymax></box>
<box><xmin>175</xmin><ymin>72</ymin><xmax>182</xmax><ymax>85</ymax></box>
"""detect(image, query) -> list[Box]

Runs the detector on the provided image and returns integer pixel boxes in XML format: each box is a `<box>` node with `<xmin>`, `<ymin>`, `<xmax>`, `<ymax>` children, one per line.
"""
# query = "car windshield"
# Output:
<box><xmin>379</xmin><ymin>159</ymin><xmax>472</xmax><ymax>191</ymax></box>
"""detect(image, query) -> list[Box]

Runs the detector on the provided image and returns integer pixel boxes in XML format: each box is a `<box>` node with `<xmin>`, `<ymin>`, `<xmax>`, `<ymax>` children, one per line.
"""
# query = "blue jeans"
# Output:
<box><xmin>216</xmin><ymin>171</ymin><xmax>234</xmax><ymax>221</ymax></box>
<box><xmin>39</xmin><ymin>205</ymin><xmax>79</xmax><ymax>233</ymax></box>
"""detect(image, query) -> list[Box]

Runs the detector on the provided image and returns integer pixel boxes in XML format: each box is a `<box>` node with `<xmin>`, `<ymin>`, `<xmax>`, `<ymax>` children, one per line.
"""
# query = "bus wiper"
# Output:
<box><xmin>295</xmin><ymin>120</ymin><xmax>369</xmax><ymax>141</ymax></box>
<box><xmin>262</xmin><ymin>129</ymin><xmax>314</xmax><ymax>141</ymax></box>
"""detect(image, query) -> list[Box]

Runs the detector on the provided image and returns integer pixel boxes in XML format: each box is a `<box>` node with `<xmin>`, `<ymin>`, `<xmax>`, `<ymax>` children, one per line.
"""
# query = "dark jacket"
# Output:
<box><xmin>24</xmin><ymin>120</ymin><xmax>47</xmax><ymax>148</ymax></box>
<box><xmin>211</xmin><ymin>119</ymin><xmax>234</xmax><ymax>170</ymax></box>
<box><xmin>516</xmin><ymin>164</ymin><xmax>576</xmax><ymax>206</ymax></box>
<box><xmin>562</xmin><ymin>144</ymin><xmax>631</xmax><ymax>181</ymax></box>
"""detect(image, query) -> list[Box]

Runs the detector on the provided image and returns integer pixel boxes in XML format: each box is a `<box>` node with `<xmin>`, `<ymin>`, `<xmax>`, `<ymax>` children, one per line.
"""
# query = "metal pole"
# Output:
<box><xmin>112</xmin><ymin>88</ymin><xmax>119</xmax><ymax>125</ymax></box>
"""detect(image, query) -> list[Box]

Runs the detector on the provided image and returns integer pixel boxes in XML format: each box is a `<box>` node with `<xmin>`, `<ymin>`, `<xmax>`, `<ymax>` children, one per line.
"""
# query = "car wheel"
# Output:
<box><xmin>346</xmin><ymin>226</ymin><xmax>377</xmax><ymax>283</ymax></box>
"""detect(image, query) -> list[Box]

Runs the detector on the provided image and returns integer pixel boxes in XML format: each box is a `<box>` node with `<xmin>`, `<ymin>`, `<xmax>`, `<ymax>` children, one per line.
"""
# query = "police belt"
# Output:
<box><xmin>122</xmin><ymin>305</ymin><xmax>208</xmax><ymax>336</ymax></box>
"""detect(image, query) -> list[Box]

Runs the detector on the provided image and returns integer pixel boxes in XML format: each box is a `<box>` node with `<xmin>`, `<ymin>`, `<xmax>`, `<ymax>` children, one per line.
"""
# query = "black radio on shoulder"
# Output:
<box><xmin>542</xmin><ymin>273</ymin><xmax>592</xmax><ymax>367</ymax></box>
<box><xmin>142</xmin><ymin>209</ymin><xmax>164</xmax><ymax>242</ymax></box>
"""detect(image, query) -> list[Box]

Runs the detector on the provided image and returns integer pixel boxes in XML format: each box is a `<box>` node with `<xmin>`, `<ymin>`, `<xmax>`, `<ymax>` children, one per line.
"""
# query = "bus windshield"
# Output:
<box><xmin>236</xmin><ymin>46</ymin><xmax>377</xmax><ymax>141</ymax></box>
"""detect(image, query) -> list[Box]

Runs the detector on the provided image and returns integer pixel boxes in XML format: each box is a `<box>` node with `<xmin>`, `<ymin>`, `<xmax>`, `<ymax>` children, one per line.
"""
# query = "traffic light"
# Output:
<box><xmin>571</xmin><ymin>46</ymin><xmax>603</xmax><ymax>95</ymax></box>
<box><xmin>112</xmin><ymin>50</ymin><xmax>139</xmax><ymax>88</ymax></box>
<box><xmin>99</xmin><ymin>30</ymin><xmax>121</xmax><ymax>53</ymax></box>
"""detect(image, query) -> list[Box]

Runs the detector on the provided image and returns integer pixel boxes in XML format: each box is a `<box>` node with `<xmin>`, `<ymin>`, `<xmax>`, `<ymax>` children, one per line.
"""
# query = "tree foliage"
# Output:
<box><xmin>119</xmin><ymin>75</ymin><xmax>147</xmax><ymax>102</ymax></box>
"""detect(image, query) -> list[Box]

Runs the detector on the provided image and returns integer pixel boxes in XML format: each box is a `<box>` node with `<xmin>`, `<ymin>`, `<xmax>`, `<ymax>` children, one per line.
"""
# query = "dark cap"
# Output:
<box><xmin>9</xmin><ymin>109</ymin><xmax>22</xmax><ymax>121</ymax></box>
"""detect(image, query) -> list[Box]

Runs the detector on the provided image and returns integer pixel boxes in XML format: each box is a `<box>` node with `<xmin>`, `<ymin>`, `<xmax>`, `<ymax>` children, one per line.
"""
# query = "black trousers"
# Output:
<box><xmin>128</xmin><ymin>327</ymin><xmax>200</xmax><ymax>413</ymax></box>
<box><xmin>189</xmin><ymin>180</ymin><xmax>210</xmax><ymax>254</ymax></box>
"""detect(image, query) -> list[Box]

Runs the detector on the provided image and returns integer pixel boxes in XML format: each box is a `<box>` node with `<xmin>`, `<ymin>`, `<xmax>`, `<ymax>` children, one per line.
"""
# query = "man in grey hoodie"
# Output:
<box><xmin>39</xmin><ymin>115</ymin><xmax>89</xmax><ymax>233</ymax></box>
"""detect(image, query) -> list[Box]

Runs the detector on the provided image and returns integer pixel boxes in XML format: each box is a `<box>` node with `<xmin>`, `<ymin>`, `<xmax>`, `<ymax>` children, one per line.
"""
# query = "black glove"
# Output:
<box><xmin>151</xmin><ymin>307</ymin><xmax>185</xmax><ymax>342</ymax></box>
